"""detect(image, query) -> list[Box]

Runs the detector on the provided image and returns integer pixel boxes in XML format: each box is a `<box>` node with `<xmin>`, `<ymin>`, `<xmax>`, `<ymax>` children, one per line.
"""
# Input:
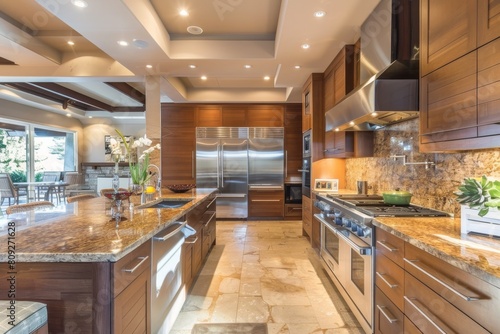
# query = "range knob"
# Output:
<box><xmin>342</xmin><ymin>217</ymin><xmax>351</xmax><ymax>228</ymax></box>
<box><xmin>357</xmin><ymin>226</ymin><xmax>372</xmax><ymax>238</ymax></box>
<box><xmin>350</xmin><ymin>223</ymin><xmax>358</xmax><ymax>233</ymax></box>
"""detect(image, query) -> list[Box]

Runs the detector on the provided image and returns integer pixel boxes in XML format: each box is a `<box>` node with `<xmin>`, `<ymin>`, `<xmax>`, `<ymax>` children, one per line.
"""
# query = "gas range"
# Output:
<box><xmin>325</xmin><ymin>194</ymin><xmax>451</xmax><ymax>218</ymax></box>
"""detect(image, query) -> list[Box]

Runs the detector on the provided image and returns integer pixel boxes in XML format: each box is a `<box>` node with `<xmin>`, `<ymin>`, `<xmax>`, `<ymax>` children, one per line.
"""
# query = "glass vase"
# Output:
<box><xmin>130</xmin><ymin>183</ymin><xmax>146</xmax><ymax>204</ymax></box>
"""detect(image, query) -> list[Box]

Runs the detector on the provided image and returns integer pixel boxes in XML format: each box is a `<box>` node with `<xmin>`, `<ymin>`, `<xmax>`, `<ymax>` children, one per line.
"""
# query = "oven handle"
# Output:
<box><xmin>315</xmin><ymin>214</ymin><xmax>372</xmax><ymax>256</ymax></box>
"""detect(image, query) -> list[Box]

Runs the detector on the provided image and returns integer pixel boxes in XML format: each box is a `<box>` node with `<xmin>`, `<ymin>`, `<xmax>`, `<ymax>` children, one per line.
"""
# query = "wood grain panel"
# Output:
<box><xmin>248</xmin><ymin>189</ymin><xmax>284</xmax><ymax>218</ymax></box>
<box><xmin>421</xmin><ymin>0</ymin><xmax>477</xmax><ymax>75</ymax></box>
<box><xmin>161</xmin><ymin>104</ymin><xmax>196</xmax><ymax>127</ymax></box>
<box><xmin>196</xmin><ymin>105</ymin><xmax>222</xmax><ymax>127</ymax></box>
<box><xmin>374</xmin><ymin>287</ymin><xmax>404</xmax><ymax>334</ymax></box>
<box><xmin>478</xmin><ymin>0</ymin><xmax>500</xmax><ymax>46</ymax></box>
<box><xmin>246</xmin><ymin>105</ymin><xmax>284</xmax><ymax>127</ymax></box>
<box><xmin>375</xmin><ymin>254</ymin><xmax>405</xmax><ymax>311</ymax></box>
<box><xmin>221</xmin><ymin>106</ymin><xmax>247</xmax><ymax>127</ymax></box>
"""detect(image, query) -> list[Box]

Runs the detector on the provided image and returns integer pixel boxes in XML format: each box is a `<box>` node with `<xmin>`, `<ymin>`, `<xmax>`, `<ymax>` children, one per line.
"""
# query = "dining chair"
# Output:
<box><xmin>0</xmin><ymin>173</ymin><xmax>21</xmax><ymax>205</ymax></box>
<box><xmin>6</xmin><ymin>201</ymin><xmax>54</xmax><ymax>215</ymax></box>
<box><xmin>37</xmin><ymin>171</ymin><xmax>62</xmax><ymax>202</ymax></box>
<box><xmin>67</xmin><ymin>194</ymin><xmax>96</xmax><ymax>203</ymax></box>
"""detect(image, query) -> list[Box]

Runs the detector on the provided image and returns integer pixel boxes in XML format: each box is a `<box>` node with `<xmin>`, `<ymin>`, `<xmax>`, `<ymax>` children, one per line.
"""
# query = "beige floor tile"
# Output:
<box><xmin>210</xmin><ymin>293</ymin><xmax>239</xmax><ymax>323</ymax></box>
<box><xmin>236</xmin><ymin>296</ymin><xmax>270</xmax><ymax>323</ymax></box>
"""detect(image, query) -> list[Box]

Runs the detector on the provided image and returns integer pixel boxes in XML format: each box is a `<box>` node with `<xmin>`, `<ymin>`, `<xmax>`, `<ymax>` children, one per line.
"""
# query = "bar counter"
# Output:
<box><xmin>0</xmin><ymin>188</ymin><xmax>217</xmax><ymax>262</ymax></box>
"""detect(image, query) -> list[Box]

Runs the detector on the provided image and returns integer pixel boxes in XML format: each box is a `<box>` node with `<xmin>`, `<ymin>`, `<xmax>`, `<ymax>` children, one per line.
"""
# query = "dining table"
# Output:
<box><xmin>13</xmin><ymin>181</ymin><xmax>69</xmax><ymax>203</ymax></box>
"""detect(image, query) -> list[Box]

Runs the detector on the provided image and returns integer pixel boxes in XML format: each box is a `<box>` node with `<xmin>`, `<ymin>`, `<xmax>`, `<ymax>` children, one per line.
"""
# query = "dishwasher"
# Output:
<box><xmin>151</xmin><ymin>220</ymin><xmax>195</xmax><ymax>333</ymax></box>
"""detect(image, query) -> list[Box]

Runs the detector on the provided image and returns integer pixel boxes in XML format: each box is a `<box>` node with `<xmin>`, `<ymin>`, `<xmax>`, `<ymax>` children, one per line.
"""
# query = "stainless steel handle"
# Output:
<box><xmin>249</xmin><ymin>185</ymin><xmax>284</xmax><ymax>190</ymax></box>
<box><xmin>298</xmin><ymin>169</ymin><xmax>309</xmax><ymax>172</ymax></box>
<box><xmin>123</xmin><ymin>256</ymin><xmax>149</xmax><ymax>273</ymax></box>
<box><xmin>377</xmin><ymin>240</ymin><xmax>398</xmax><ymax>252</ymax></box>
<box><xmin>217</xmin><ymin>193</ymin><xmax>246</xmax><ymax>198</ymax></box>
<box><xmin>221</xmin><ymin>144</ymin><xmax>225</xmax><ymax>187</ymax></box>
<box><xmin>153</xmin><ymin>221</ymin><xmax>186</xmax><ymax>241</ymax></box>
<box><xmin>376</xmin><ymin>271</ymin><xmax>398</xmax><ymax>288</ymax></box>
<box><xmin>184</xmin><ymin>236</ymin><xmax>198</xmax><ymax>244</ymax></box>
<box><xmin>207</xmin><ymin>197</ymin><xmax>216</xmax><ymax>208</ymax></box>
<box><xmin>315</xmin><ymin>214</ymin><xmax>372</xmax><ymax>255</ymax></box>
<box><xmin>192</xmin><ymin>151</ymin><xmax>195</xmax><ymax>179</ymax></box>
<box><xmin>203</xmin><ymin>211</ymin><xmax>216</xmax><ymax>227</ymax></box>
<box><xmin>251</xmin><ymin>199</ymin><xmax>281</xmax><ymax>202</ymax></box>
<box><xmin>376</xmin><ymin>305</ymin><xmax>398</xmax><ymax>324</ymax></box>
<box><xmin>216</xmin><ymin>144</ymin><xmax>220</xmax><ymax>188</ymax></box>
<box><xmin>404</xmin><ymin>258</ymin><xmax>480</xmax><ymax>301</ymax></box>
<box><xmin>404</xmin><ymin>297</ymin><xmax>452</xmax><ymax>334</ymax></box>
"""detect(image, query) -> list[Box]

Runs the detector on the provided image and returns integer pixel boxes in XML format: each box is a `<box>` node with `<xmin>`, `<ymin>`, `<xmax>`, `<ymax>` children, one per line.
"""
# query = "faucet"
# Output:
<box><xmin>148</xmin><ymin>164</ymin><xmax>161</xmax><ymax>191</ymax></box>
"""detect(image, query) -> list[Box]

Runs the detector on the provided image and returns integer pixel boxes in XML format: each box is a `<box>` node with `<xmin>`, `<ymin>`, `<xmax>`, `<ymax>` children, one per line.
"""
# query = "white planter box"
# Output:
<box><xmin>461</xmin><ymin>205</ymin><xmax>500</xmax><ymax>237</ymax></box>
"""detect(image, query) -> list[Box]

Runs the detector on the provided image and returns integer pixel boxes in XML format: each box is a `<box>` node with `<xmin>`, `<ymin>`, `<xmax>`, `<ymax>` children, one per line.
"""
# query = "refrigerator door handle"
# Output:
<box><xmin>220</xmin><ymin>143</ymin><xmax>224</xmax><ymax>187</ymax></box>
<box><xmin>217</xmin><ymin>144</ymin><xmax>221</xmax><ymax>188</ymax></box>
<box><xmin>285</xmin><ymin>150</ymin><xmax>288</xmax><ymax>178</ymax></box>
<box><xmin>217</xmin><ymin>193</ymin><xmax>247</xmax><ymax>198</ymax></box>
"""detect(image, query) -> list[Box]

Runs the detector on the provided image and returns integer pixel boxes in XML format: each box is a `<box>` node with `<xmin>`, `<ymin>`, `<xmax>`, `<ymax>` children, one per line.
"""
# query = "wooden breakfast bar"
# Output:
<box><xmin>0</xmin><ymin>188</ymin><xmax>217</xmax><ymax>333</ymax></box>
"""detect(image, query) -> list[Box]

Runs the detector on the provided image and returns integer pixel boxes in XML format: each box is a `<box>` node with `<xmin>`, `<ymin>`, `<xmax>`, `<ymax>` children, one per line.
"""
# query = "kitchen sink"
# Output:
<box><xmin>138</xmin><ymin>198</ymin><xmax>194</xmax><ymax>209</ymax></box>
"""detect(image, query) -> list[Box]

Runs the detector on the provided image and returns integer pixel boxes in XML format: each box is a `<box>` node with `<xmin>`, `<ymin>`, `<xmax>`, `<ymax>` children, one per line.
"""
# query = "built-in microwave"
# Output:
<box><xmin>303</xmin><ymin>130</ymin><xmax>311</xmax><ymax>158</ymax></box>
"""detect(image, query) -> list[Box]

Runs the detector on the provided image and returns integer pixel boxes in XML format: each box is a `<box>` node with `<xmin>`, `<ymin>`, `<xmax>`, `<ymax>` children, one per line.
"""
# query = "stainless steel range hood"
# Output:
<box><xmin>325</xmin><ymin>0</ymin><xmax>420</xmax><ymax>132</ymax></box>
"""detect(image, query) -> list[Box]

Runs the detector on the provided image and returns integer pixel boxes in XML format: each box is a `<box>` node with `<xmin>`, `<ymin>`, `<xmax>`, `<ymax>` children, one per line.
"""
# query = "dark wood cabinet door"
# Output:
<box><xmin>323</xmin><ymin>69</ymin><xmax>335</xmax><ymax>111</ymax></box>
<box><xmin>162</xmin><ymin>127</ymin><xmax>196</xmax><ymax>184</ymax></box>
<box><xmin>420</xmin><ymin>0</ymin><xmax>477</xmax><ymax>76</ymax></box>
<box><xmin>374</xmin><ymin>287</ymin><xmax>404</xmax><ymax>334</ymax></box>
<box><xmin>284</xmin><ymin>104</ymin><xmax>302</xmax><ymax>182</ymax></box>
<box><xmin>478</xmin><ymin>37</ymin><xmax>500</xmax><ymax>136</ymax></box>
<box><xmin>222</xmin><ymin>105</ymin><xmax>247</xmax><ymax>127</ymax></box>
<box><xmin>478</xmin><ymin>0</ymin><xmax>500</xmax><ymax>47</ymax></box>
<box><xmin>196</xmin><ymin>105</ymin><xmax>222</xmax><ymax>127</ymax></box>
<box><xmin>302</xmin><ymin>82</ymin><xmax>312</xmax><ymax>132</ymax></box>
<box><xmin>161</xmin><ymin>104</ymin><xmax>196</xmax><ymax>127</ymax></box>
<box><xmin>248</xmin><ymin>189</ymin><xmax>284</xmax><ymax>218</ymax></box>
<box><xmin>247</xmin><ymin>105</ymin><xmax>284</xmax><ymax>127</ymax></box>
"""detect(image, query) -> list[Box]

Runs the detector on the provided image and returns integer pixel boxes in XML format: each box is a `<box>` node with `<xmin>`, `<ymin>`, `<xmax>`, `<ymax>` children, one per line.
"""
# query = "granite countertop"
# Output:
<box><xmin>374</xmin><ymin>216</ymin><xmax>500</xmax><ymax>288</ymax></box>
<box><xmin>0</xmin><ymin>188</ymin><xmax>217</xmax><ymax>263</ymax></box>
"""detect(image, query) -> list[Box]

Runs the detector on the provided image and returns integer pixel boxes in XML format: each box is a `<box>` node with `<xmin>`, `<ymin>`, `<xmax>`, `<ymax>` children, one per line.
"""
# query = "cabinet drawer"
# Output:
<box><xmin>375</xmin><ymin>228</ymin><xmax>404</xmax><ymax>267</ymax></box>
<box><xmin>113</xmin><ymin>239</ymin><xmax>151</xmax><ymax>297</ymax></box>
<box><xmin>405</xmin><ymin>273</ymin><xmax>489</xmax><ymax>334</ymax></box>
<box><xmin>284</xmin><ymin>204</ymin><xmax>302</xmax><ymax>218</ymax></box>
<box><xmin>405</xmin><ymin>243</ymin><xmax>500</xmax><ymax>333</ymax></box>
<box><xmin>248</xmin><ymin>190</ymin><xmax>284</xmax><ymax>217</ymax></box>
<box><xmin>376</xmin><ymin>253</ymin><xmax>404</xmax><ymax>311</ymax></box>
<box><xmin>403</xmin><ymin>316</ymin><xmax>422</xmax><ymax>334</ymax></box>
<box><xmin>375</xmin><ymin>287</ymin><xmax>404</xmax><ymax>334</ymax></box>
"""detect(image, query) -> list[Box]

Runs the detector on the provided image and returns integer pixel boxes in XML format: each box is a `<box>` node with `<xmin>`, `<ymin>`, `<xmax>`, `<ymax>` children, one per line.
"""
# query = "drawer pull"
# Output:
<box><xmin>377</xmin><ymin>240</ymin><xmax>398</xmax><ymax>252</ymax></box>
<box><xmin>123</xmin><ymin>256</ymin><xmax>149</xmax><ymax>273</ymax></box>
<box><xmin>184</xmin><ymin>236</ymin><xmax>198</xmax><ymax>244</ymax></box>
<box><xmin>207</xmin><ymin>197</ymin><xmax>216</xmax><ymax>208</ymax></box>
<box><xmin>376</xmin><ymin>271</ymin><xmax>398</xmax><ymax>288</ymax></box>
<box><xmin>203</xmin><ymin>212</ymin><xmax>216</xmax><ymax>227</ymax></box>
<box><xmin>404</xmin><ymin>258</ymin><xmax>480</xmax><ymax>301</ymax></box>
<box><xmin>376</xmin><ymin>305</ymin><xmax>398</xmax><ymax>323</ymax></box>
<box><xmin>251</xmin><ymin>199</ymin><xmax>281</xmax><ymax>202</ymax></box>
<box><xmin>404</xmin><ymin>296</ymin><xmax>454</xmax><ymax>334</ymax></box>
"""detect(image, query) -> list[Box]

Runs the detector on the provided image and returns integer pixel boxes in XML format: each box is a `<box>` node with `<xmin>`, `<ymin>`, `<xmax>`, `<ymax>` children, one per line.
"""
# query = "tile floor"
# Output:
<box><xmin>170</xmin><ymin>220</ymin><xmax>364</xmax><ymax>334</ymax></box>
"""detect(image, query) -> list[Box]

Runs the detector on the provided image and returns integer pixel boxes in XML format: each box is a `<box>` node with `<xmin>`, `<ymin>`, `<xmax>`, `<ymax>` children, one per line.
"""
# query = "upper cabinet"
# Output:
<box><xmin>247</xmin><ymin>105</ymin><xmax>284</xmax><ymax>127</ymax></box>
<box><xmin>420</xmin><ymin>0</ymin><xmax>477</xmax><ymax>76</ymax></box>
<box><xmin>302</xmin><ymin>74</ymin><xmax>325</xmax><ymax>161</ymax></box>
<box><xmin>478</xmin><ymin>0</ymin><xmax>500</xmax><ymax>47</ymax></box>
<box><xmin>323</xmin><ymin>45</ymin><xmax>355</xmax><ymax>111</ymax></box>
<box><xmin>284</xmin><ymin>104</ymin><xmax>302</xmax><ymax>182</ymax></box>
<box><xmin>196</xmin><ymin>105</ymin><xmax>222</xmax><ymax>127</ymax></box>
<box><xmin>420</xmin><ymin>0</ymin><xmax>500</xmax><ymax>152</ymax></box>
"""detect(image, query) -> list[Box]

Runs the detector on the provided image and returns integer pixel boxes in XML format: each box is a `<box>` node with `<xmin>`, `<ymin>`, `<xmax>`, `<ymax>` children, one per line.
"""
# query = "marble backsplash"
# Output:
<box><xmin>345</xmin><ymin>118</ymin><xmax>500</xmax><ymax>216</ymax></box>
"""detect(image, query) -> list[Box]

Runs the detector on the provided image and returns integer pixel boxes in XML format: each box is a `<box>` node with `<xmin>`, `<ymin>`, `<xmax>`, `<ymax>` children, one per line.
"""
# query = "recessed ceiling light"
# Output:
<box><xmin>187</xmin><ymin>26</ymin><xmax>203</xmax><ymax>35</ymax></box>
<box><xmin>117</xmin><ymin>40</ymin><xmax>128</xmax><ymax>46</ymax></box>
<box><xmin>67</xmin><ymin>41</ymin><xmax>75</xmax><ymax>46</ymax></box>
<box><xmin>189</xmin><ymin>64</ymin><xmax>197</xmax><ymax>69</ymax></box>
<box><xmin>301</xmin><ymin>43</ymin><xmax>310</xmax><ymax>49</ymax></box>
<box><xmin>146</xmin><ymin>64</ymin><xmax>153</xmax><ymax>69</ymax></box>
<box><xmin>66</xmin><ymin>113</ymin><xmax>72</xmax><ymax>117</ymax></box>
<box><xmin>349</xmin><ymin>121</ymin><xmax>355</xmax><ymax>126</ymax></box>
<box><xmin>264</xmin><ymin>76</ymin><xmax>270</xmax><ymax>81</ymax></box>
<box><xmin>88</xmin><ymin>116</ymin><xmax>93</xmax><ymax>119</ymax></box>
<box><xmin>132</xmin><ymin>39</ymin><xmax>149</xmax><ymax>49</ymax></box>
<box><xmin>201</xmin><ymin>75</ymin><xmax>207</xmax><ymax>80</ymax></box>
<box><xmin>294</xmin><ymin>65</ymin><xmax>301</xmax><ymax>69</ymax></box>
<box><xmin>335</xmin><ymin>128</ymin><xmax>340</xmax><ymax>132</ymax></box>
<box><xmin>71</xmin><ymin>0</ymin><xmax>88</xmax><ymax>8</ymax></box>
<box><xmin>314</xmin><ymin>10</ymin><xmax>326</xmax><ymax>18</ymax></box>
<box><xmin>179</xmin><ymin>9</ymin><xmax>189</xmax><ymax>16</ymax></box>
<box><xmin>244</xmin><ymin>65</ymin><xmax>252</xmax><ymax>69</ymax></box>
<box><xmin>371</xmin><ymin>112</ymin><xmax>378</xmax><ymax>117</ymax></box>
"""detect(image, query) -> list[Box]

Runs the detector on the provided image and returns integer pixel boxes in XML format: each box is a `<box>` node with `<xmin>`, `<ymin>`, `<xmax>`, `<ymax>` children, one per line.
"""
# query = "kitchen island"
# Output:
<box><xmin>374</xmin><ymin>216</ymin><xmax>500</xmax><ymax>333</ymax></box>
<box><xmin>0</xmin><ymin>188</ymin><xmax>217</xmax><ymax>333</ymax></box>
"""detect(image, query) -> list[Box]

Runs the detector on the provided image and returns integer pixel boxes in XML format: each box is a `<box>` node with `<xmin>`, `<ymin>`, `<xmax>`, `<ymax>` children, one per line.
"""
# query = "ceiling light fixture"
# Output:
<box><xmin>244</xmin><ymin>65</ymin><xmax>252</xmax><ymax>69</ymax></box>
<box><xmin>179</xmin><ymin>9</ymin><xmax>189</xmax><ymax>16</ymax></box>
<box><xmin>349</xmin><ymin>121</ymin><xmax>355</xmax><ymax>126</ymax></box>
<box><xmin>371</xmin><ymin>112</ymin><xmax>378</xmax><ymax>117</ymax></box>
<box><xmin>264</xmin><ymin>76</ymin><xmax>270</xmax><ymax>81</ymax></box>
<box><xmin>117</xmin><ymin>40</ymin><xmax>128</xmax><ymax>46</ymax></box>
<box><xmin>132</xmin><ymin>39</ymin><xmax>149</xmax><ymax>49</ymax></box>
<box><xmin>187</xmin><ymin>26</ymin><xmax>203</xmax><ymax>35</ymax></box>
<box><xmin>146</xmin><ymin>64</ymin><xmax>153</xmax><ymax>69</ymax></box>
<box><xmin>71</xmin><ymin>0</ymin><xmax>88</xmax><ymax>8</ymax></box>
<box><xmin>88</xmin><ymin>116</ymin><xmax>93</xmax><ymax>119</ymax></box>
<box><xmin>314</xmin><ymin>10</ymin><xmax>326</xmax><ymax>17</ymax></box>
<box><xmin>201</xmin><ymin>75</ymin><xmax>207</xmax><ymax>80</ymax></box>
<box><xmin>301</xmin><ymin>43</ymin><xmax>310</xmax><ymax>49</ymax></box>
<box><xmin>294</xmin><ymin>65</ymin><xmax>301</xmax><ymax>69</ymax></box>
<box><xmin>189</xmin><ymin>64</ymin><xmax>197</xmax><ymax>69</ymax></box>
<box><xmin>67</xmin><ymin>41</ymin><xmax>75</xmax><ymax>46</ymax></box>
<box><xmin>66</xmin><ymin>113</ymin><xmax>72</xmax><ymax>117</ymax></box>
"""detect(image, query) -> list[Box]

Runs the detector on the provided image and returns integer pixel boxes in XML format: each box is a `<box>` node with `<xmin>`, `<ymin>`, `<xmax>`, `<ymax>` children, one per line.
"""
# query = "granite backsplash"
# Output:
<box><xmin>345</xmin><ymin>118</ymin><xmax>500</xmax><ymax>216</ymax></box>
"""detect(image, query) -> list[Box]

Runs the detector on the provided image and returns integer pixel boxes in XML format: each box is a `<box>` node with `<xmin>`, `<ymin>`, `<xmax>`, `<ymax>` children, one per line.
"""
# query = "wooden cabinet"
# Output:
<box><xmin>248</xmin><ymin>189</ymin><xmax>284</xmax><ymax>219</ymax></box>
<box><xmin>302</xmin><ymin>73</ymin><xmax>323</xmax><ymax>134</ymax></box>
<box><xmin>247</xmin><ymin>105</ymin><xmax>284</xmax><ymax>127</ymax></box>
<box><xmin>302</xmin><ymin>195</ymin><xmax>312</xmax><ymax>238</ymax></box>
<box><xmin>113</xmin><ymin>240</ymin><xmax>151</xmax><ymax>334</ymax></box>
<box><xmin>478</xmin><ymin>0</ymin><xmax>500</xmax><ymax>47</ymax></box>
<box><xmin>311</xmin><ymin>194</ymin><xmax>320</xmax><ymax>250</ymax></box>
<box><xmin>324</xmin><ymin>131</ymin><xmax>373</xmax><ymax>158</ymax></box>
<box><xmin>375</xmin><ymin>227</ymin><xmax>500</xmax><ymax>333</ymax></box>
<box><xmin>284</xmin><ymin>203</ymin><xmax>302</xmax><ymax>219</ymax></box>
<box><xmin>222</xmin><ymin>105</ymin><xmax>247</xmax><ymax>127</ymax></box>
<box><xmin>196</xmin><ymin>105</ymin><xmax>222</xmax><ymax>127</ymax></box>
<box><xmin>284</xmin><ymin>104</ymin><xmax>302</xmax><ymax>182</ymax></box>
<box><xmin>323</xmin><ymin>45</ymin><xmax>355</xmax><ymax>111</ymax></box>
<box><xmin>420</xmin><ymin>0</ymin><xmax>477</xmax><ymax>76</ymax></box>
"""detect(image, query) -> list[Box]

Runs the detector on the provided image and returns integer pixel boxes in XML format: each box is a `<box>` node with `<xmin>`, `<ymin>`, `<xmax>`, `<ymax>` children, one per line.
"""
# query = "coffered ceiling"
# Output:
<box><xmin>0</xmin><ymin>0</ymin><xmax>380</xmax><ymax>121</ymax></box>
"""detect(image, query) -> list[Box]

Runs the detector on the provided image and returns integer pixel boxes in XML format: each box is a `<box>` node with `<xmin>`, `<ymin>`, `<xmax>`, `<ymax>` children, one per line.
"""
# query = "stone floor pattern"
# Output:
<box><xmin>170</xmin><ymin>220</ymin><xmax>364</xmax><ymax>334</ymax></box>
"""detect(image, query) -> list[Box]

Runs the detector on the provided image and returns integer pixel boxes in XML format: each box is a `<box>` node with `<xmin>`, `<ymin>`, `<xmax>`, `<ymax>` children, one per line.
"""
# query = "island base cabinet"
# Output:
<box><xmin>374</xmin><ymin>287</ymin><xmax>404</xmax><ymax>334</ymax></box>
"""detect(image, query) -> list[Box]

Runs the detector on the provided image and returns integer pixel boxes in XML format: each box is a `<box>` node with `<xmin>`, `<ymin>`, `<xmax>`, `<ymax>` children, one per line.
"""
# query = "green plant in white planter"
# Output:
<box><xmin>454</xmin><ymin>176</ymin><xmax>500</xmax><ymax>217</ymax></box>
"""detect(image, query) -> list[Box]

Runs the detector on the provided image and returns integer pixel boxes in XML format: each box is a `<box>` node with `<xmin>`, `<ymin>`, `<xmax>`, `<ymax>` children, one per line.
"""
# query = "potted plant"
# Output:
<box><xmin>455</xmin><ymin>176</ymin><xmax>500</xmax><ymax>217</ymax></box>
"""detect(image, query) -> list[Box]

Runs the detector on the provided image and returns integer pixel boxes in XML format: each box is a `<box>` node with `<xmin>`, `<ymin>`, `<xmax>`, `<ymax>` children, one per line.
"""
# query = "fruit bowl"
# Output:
<box><xmin>166</xmin><ymin>184</ymin><xmax>196</xmax><ymax>193</ymax></box>
<box><xmin>103</xmin><ymin>191</ymin><xmax>133</xmax><ymax>201</ymax></box>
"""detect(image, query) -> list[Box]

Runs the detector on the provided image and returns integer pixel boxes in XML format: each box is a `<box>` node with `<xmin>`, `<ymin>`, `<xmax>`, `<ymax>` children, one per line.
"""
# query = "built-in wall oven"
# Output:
<box><xmin>314</xmin><ymin>194</ymin><xmax>450</xmax><ymax>334</ymax></box>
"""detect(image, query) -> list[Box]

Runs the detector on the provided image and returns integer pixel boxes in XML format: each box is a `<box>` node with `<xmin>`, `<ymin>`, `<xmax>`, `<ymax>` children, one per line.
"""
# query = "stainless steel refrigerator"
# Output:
<box><xmin>196</xmin><ymin>127</ymin><xmax>249</xmax><ymax>218</ymax></box>
<box><xmin>248</xmin><ymin>127</ymin><xmax>284</xmax><ymax>189</ymax></box>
